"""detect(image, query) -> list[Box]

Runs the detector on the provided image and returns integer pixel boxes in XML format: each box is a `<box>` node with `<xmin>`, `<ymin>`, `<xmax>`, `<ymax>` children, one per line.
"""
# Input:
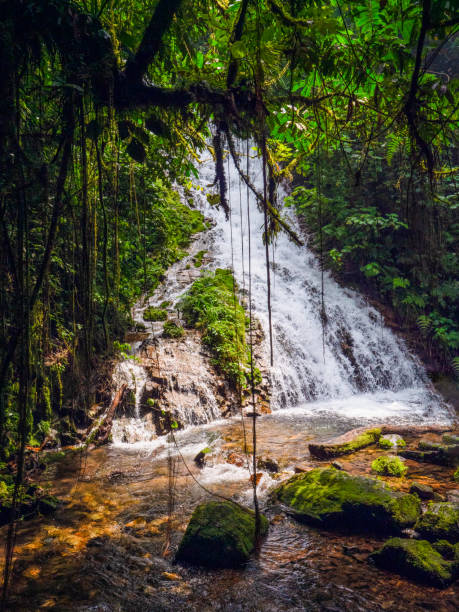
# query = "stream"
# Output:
<box><xmin>4</xmin><ymin>146</ymin><xmax>456</xmax><ymax>611</ymax></box>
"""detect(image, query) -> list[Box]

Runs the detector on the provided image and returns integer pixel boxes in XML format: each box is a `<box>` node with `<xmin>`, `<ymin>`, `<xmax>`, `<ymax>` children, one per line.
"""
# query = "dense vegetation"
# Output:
<box><xmin>179</xmin><ymin>269</ymin><xmax>251</xmax><ymax>386</ymax></box>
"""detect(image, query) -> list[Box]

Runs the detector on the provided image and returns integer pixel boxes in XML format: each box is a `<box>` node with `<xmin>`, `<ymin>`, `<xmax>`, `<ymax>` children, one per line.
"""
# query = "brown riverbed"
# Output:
<box><xmin>2</xmin><ymin>413</ymin><xmax>458</xmax><ymax>611</ymax></box>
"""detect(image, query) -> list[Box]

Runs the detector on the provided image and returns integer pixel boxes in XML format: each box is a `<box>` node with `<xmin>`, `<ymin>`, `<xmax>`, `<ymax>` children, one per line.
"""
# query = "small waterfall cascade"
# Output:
<box><xmin>111</xmin><ymin>144</ymin><xmax>451</xmax><ymax>447</ymax></box>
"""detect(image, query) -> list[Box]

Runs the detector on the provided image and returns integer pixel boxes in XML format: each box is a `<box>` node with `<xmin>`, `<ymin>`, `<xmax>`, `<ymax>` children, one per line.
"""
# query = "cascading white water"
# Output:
<box><xmin>111</xmin><ymin>143</ymin><xmax>451</xmax><ymax>449</ymax></box>
<box><xmin>192</xmin><ymin>146</ymin><xmax>451</xmax><ymax>423</ymax></box>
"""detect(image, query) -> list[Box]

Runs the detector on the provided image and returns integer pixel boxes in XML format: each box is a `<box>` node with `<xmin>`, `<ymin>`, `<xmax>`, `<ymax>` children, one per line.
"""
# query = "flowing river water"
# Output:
<box><xmin>4</xmin><ymin>147</ymin><xmax>457</xmax><ymax>611</ymax></box>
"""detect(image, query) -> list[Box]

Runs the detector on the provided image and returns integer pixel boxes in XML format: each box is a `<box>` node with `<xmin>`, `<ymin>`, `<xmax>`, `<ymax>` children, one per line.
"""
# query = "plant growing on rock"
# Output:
<box><xmin>371</xmin><ymin>456</ymin><xmax>408</xmax><ymax>477</ymax></box>
<box><xmin>179</xmin><ymin>269</ymin><xmax>252</xmax><ymax>387</ymax></box>
<box><xmin>143</xmin><ymin>307</ymin><xmax>168</xmax><ymax>322</ymax></box>
<box><xmin>163</xmin><ymin>321</ymin><xmax>184</xmax><ymax>339</ymax></box>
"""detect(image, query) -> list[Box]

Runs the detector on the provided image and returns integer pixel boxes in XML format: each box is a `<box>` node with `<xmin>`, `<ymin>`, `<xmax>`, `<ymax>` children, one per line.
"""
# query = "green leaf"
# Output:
<box><xmin>196</xmin><ymin>51</ymin><xmax>204</xmax><ymax>69</ymax></box>
<box><xmin>230</xmin><ymin>41</ymin><xmax>246</xmax><ymax>59</ymax></box>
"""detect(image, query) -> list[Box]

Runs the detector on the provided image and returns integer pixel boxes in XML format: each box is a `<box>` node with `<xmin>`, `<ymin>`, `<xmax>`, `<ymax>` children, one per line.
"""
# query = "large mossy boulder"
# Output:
<box><xmin>415</xmin><ymin>502</ymin><xmax>459</xmax><ymax>543</ymax></box>
<box><xmin>176</xmin><ymin>501</ymin><xmax>268</xmax><ymax>568</ymax></box>
<box><xmin>370</xmin><ymin>537</ymin><xmax>456</xmax><ymax>588</ymax></box>
<box><xmin>272</xmin><ymin>468</ymin><xmax>420</xmax><ymax>533</ymax></box>
<box><xmin>308</xmin><ymin>427</ymin><xmax>381</xmax><ymax>459</ymax></box>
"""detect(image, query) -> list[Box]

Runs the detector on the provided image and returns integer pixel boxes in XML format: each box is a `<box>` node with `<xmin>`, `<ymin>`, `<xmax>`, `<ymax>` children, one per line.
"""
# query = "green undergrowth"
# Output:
<box><xmin>179</xmin><ymin>269</ymin><xmax>258</xmax><ymax>387</ymax></box>
<box><xmin>143</xmin><ymin>307</ymin><xmax>168</xmax><ymax>321</ymax></box>
<box><xmin>163</xmin><ymin>321</ymin><xmax>184</xmax><ymax>338</ymax></box>
<box><xmin>119</xmin><ymin>180</ymin><xmax>206</xmax><ymax>307</ymax></box>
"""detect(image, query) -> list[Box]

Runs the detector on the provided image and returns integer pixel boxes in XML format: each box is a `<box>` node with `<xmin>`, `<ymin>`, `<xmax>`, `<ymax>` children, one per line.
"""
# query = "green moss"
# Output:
<box><xmin>143</xmin><ymin>307</ymin><xmax>168</xmax><ymax>321</ymax></box>
<box><xmin>379</xmin><ymin>437</ymin><xmax>393</xmax><ymax>449</ymax></box>
<box><xmin>454</xmin><ymin>467</ymin><xmax>459</xmax><ymax>482</ymax></box>
<box><xmin>179</xmin><ymin>269</ymin><xmax>250</xmax><ymax>387</ymax></box>
<box><xmin>371</xmin><ymin>456</ymin><xmax>408</xmax><ymax>477</ymax></box>
<box><xmin>176</xmin><ymin>501</ymin><xmax>268</xmax><ymax>567</ymax></box>
<box><xmin>442</xmin><ymin>434</ymin><xmax>459</xmax><ymax>445</ymax></box>
<box><xmin>432</xmin><ymin>539</ymin><xmax>456</xmax><ymax>560</ymax></box>
<box><xmin>160</xmin><ymin>300</ymin><xmax>171</xmax><ymax>308</ymax></box>
<box><xmin>415</xmin><ymin>502</ymin><xmax>459</xmax><ymax>543</ymax></box>
<box><xmin>272</xmin><ymin>468</ymin><xmax>420</xmax><ymax>533</ymax></box>
<box><xmin>163</xmin><ymin>321</ymin><xmax>184</xmax><ymax>338</ymax></box>
<box><xmin>370</xmin><ymin>538</ymin><xmax>454</xmax><ymax>588</ymax></box>
<box><xmin>418</xmin><ymin>440</ymin><xmax>442</xmax><ymax>451</ymax></box>
<box><xmin>193</xmin><ymin>250</ymin><xmax>207</xmax><ymax>267</ymax></box>
<box><xmin>309</xmin><ymin>428</ymin><xmax>381</xmax><ymax>458</ymax></box>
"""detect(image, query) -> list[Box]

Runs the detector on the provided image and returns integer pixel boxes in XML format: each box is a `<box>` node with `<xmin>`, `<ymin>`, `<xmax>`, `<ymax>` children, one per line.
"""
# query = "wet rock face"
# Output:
<box><xmin>415</xmin><ymin>502</ymin><xmax>459</xmax><ymax>543</ymax></box>
<box><xmin>272</xmin><ymin>468</ymin><xmax>421</xmax><ymax>533</ymax></box>
<box><xmin>175</xmin><ymin>501</ymin><xmax>268</xmax><ymax>568</ymax></box>
<box><xmin>370</xmin><ymin>538</ymin><xmax>458</xmax><ymax>588</ymax></box>
<box><xmin>308</xmin><ymin>427</ymin><xmax>381</xmax><ymax>459</ymax></box>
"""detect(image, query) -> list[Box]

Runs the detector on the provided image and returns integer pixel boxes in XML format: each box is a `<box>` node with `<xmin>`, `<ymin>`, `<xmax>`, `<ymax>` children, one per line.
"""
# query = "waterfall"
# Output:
<box><xmin>111</xmin><ymin>145</ymin><xmax>451</xmax><ymax>446</ymax></box>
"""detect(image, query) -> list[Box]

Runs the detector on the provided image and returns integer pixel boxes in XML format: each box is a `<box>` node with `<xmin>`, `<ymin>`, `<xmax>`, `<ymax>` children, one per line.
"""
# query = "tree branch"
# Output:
<box><xmin>124</xmin><ymin>0</ymin><xmax>183</xmax><ymax>83</ymax></box>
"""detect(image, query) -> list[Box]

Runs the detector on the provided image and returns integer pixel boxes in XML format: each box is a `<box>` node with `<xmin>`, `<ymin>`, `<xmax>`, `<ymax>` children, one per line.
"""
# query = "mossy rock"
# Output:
<box><xmin>409</xmin><ymin>482</ymin><xmax>435</xmax><ymax>500</ymax></box>
<box><xmin>379</xmin><ymin>434</ymin><xmax>406</xmax><ymax>450</ymax></box>
<box><xmin>308</xmin><ymin>428</ymin><xmax>381</xmax><ymax>459</ymax></box>
<box><xmin>432</xmin><ymin>539</ymin><xmax>456</xmax><ymax>560</ymax></box>
<box><xmin>415</xmin><ymin>502</ymin><xmax>459</xmax><ymax>543</ymax></box>
<box><xmin>272</xmin><ymin>468</ymin><xmax>420</xmax><ymax>533</ymax></box>
<box><xmin>443</xmin><ymin>434</ymin><xmax>459</xmax><ymax>446</ymax></box>
<box><xmin>371</xmin><ymin>455</ymin><xmax>407</xmax><ymax>477</ymax></box>
<box><xmin>370</xmin><ymin>538</ymin><xmax>455</xmax><ymax>588</ymax></box>
<box><xmin>176</xmin><ymin>501</ymin><xmax>268</xmax><ymax>568</ymax></box>
<box><xmin>143</xmin><ymin>307</ymin><xmax>168</xmax><ymax>322</ymax></box>
<box><xmin>454</xmin><ymin>467</ymin><xmax>459</xmax><ymax>482</ymax></box>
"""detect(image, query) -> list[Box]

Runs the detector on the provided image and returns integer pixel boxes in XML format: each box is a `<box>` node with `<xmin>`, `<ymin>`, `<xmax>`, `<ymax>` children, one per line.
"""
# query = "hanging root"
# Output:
<box><xmin>212</xmin><ymin>123</ymin><xmax>230</xmax><ymax>219</ymax></box>
<box><xmin>224</xmin><ymin>125</ymin><xmax>303</xmax><ymax>246</ymax></box>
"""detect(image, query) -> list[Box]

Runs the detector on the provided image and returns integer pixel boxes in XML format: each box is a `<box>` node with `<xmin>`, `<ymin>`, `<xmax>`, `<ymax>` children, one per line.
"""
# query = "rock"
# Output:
<box><xmin>308</xmin><ymin>427</ymin><xmax>381</xmax><ymax>459</ymax></box>
<box><xmin>331</xmin><ymin>461</ymin><xmax>344</xmax><ymax>470</ymax></box>
<box><xmin>226</xmin><ymin>452</ymin><xmax>245</xmax><ymax>467</ymax></box>
<box><xmin>175</xmin><ymin>501</ymin><xmax>268</xmax><ymax>568</ymax></box>
<box><xmin>371</xmin><ymin>455</ymin><xmax>407</xmax><ymax>477</ymax></box>
<box><xmin>446</xmin><ymin>489</ymin><xmax>459</xmax><ymax>504</ymax></box>
<box><xmin>294</xmin><ymin>464</ymin><xmax>310</xmax><ymax>473</ymax></box>
<box><xmin>399</xmin><ymin>449</ymin><xmax>452</xmax><ymax>466</ymax></box>
<box><xmin>194</xmin><ymin>448</ymin><xmax>210</xmax><ymax>468</ymax></box>
<box><xmin>432</xmin><ymin>540</ymin><xmax>456</xmax><ymax>560</ymax></box>
<box><xmin>410</xmin><ymin>483</ymin><xmax>435</xmax><ymax>500</ymax></box>
<box><xmin>38</xmin><ymin>495</ymin><xmax>60</xmax><ymax>515</ymax></box>
<box><xmin>408</xmin><ymin>441</ymin><xmax>459</xmax><ymax>467</ymax></box>
<box><xmin>257</xmin><ymin>457</ymin><xmax>279</xmax><ymax>473</ymax></box>
<box><xmin>271</xmin><ymin>468</ymin><xmax>421</xmax><ymax>533</ymax></box>
<box><xmin>369</xmin><ymin>538</ymin><xmax>456</xmax><ymax>588</ymax></box>
<box><xmin>415</xmin><ymin>502</ymin><xmax>459</xmax><ymax>543</ymax></box>
<box><xmin>379</xmin><ymin>434</ymin><xmax>406</xmax><ymax>450</ymax></box>
<box><xmin>249</xmin><ymin>473</ymin><xmax>263</xmax><ymax>486</ymax></box>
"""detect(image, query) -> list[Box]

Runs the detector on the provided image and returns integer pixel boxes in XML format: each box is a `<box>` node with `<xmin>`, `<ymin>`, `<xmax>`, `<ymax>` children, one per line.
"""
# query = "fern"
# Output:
<box><xmin>386</xmin><ymin>128</ymin><xmax>407</xmax><ymax>166</ymax></box>
<box><xmin>417</xmin><ymin>315</ymin><xmax>432</xmax><ymax>334</ymax></box>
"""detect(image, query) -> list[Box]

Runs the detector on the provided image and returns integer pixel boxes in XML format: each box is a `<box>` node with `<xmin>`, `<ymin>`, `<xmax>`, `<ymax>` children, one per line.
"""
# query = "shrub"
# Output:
<box><xmin>163</xmin><ymin>321</ymin><xmax>184</xmax><ymax>338</ymax></box>
<box><xmin>144</xmin><ymin>307</ymin><xmax>168</xmax><ymax>321</ymax></box>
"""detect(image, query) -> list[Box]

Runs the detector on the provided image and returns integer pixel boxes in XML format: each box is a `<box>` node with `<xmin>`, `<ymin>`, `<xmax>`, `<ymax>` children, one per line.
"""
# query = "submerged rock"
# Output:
<box><xmin>370</xmin><ymin>537</ymin><xmax>456</xmax><ymax>588</ymax></box>
<box><xmin>271</xmin><ymin>468</ymin><xmax>420</xmax><ymax>533</ymax></box>
<box><xmin>176</xmin><ymin>501</ymin><xmax>268</xmax><ymax>568</ymax></box>
<box><xmin>415</xmin><ymin>502</ymin><xmax>459</xmax><ymax>543</ymax></box>
<box><xmin>409</xmin><ymin>482</ymin><xmax>435</xmax><ymax>500</ymax></box>
<box><xmin>308</xmin><ymin>427</ymin><xmax>381</xmax><ymax>459</ymax></box>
